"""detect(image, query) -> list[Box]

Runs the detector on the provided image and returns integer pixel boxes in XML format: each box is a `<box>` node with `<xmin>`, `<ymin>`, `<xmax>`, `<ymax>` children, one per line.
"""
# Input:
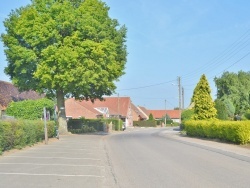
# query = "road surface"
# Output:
<box><xmin>103</xmin><ymin>127</ymin><xmax>250</xmax><ymax>188</ymax></box>
<box><xmin>1</xmin><ymin>127</ymin><xmax>250</xmax><ymax>188</ymax></box>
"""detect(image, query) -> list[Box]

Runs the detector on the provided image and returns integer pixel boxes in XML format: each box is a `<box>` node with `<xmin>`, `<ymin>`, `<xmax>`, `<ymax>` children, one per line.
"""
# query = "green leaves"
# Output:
<box><xmin>214</xmin><ymin>71</ymin><xmax>250</xmax><ymax>114</ymax></box>
<box><xmin>185</xmin><ymin>120</ymin><xmax>250</xmax><ymax>144</ymax></box>
<box><xmin>2</xmin><ymin>0</ymin><xmax>127</xmax><ymax>101</ymax></box>
<box><xmin>6</xmin><ymin>98</ymin><xmax>54</xmax><ymax>120</ymax></box>
<box><xmin>0</xmin><ymin>120</ymin><xmax>55</xmax><ymax>152</ymax></box>
<box><xmin>192</xmin><ymin>74</ymin><xmax>217</xmax><ymax>120</ymax></box>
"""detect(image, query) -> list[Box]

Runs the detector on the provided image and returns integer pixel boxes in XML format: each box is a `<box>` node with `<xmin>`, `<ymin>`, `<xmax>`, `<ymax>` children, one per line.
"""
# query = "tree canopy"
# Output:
<box><xmin>1</xmin><ymin>0</ymin><xmax>127</xmax><ymax>132</ymax></box>
<box><xmin>214</xmin><ymin>99</ymin><xmax>228</xmax><ymax>120</ymax></box>
<box><xmin>191</xmin><ymin>74</ymin><xmax>217</xmax><ymax>120</ymax></box>
<box><xmin>214</xmin><ymin>71</ymin><xmax>250</xmax><ymax>114</ymax></box>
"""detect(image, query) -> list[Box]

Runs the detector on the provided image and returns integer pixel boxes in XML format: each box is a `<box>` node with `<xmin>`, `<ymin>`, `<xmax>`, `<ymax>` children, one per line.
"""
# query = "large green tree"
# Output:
<box><xmin>214</xmin><ymin>99</ymin><xmax>228</xmax><ymax>120</ymax></box>
<box><xmin>1</xmin><ymin>0</ymin><xmax>127</xmax><ymax>133</ymax></box>
<box><xmin>214</xmin><ymin>71</ymin><xmax>250</xmax><ymax>114</ymax></box>
<box><xmin>191</xmin><ymin>74</ymin><xmax>217</xmax><ymax>120</ymax></box>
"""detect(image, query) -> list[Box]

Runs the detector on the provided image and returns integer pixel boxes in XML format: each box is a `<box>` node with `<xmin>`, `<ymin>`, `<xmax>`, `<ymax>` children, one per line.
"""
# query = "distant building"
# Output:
<box><xmin>65</xmin><ymin>97</ymin><xmax>134</xmax><ymax>127</ymax></box>
<box><xmin>147</xmin><ymin>109</ymin><xmax>181</xmax><ymax>123</ymax></box>
<box><xmin>65</xmin><ymin>96</ymin><xmax>181</xmax><ymax>125</ymax></box>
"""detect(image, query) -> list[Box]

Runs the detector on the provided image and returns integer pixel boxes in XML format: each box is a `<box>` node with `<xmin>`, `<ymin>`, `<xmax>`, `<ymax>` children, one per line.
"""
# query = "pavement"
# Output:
<box><xmin>161</xmin><ymin>126</ymin><xmax>250</xmax><ymax>159</ymax></box>
<box><xmin>0</xmin><ymin>134</ymin><xmax>108</xmax><ymax>188</ymax></box>
<box><xmin>1</xmin><ymin>127</ymin><xmax>250</xmax><ymax>188</ymax></box>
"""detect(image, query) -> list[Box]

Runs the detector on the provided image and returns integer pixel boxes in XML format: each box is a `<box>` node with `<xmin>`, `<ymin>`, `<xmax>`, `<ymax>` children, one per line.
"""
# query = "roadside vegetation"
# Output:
<box><xmin>67</xmin><ymin>118</ymin><xmax>123</xmax><ymax>133</ymax></box>
<box><xmin>182</xmin><ymin>72</ymin><xmax>250</xmax><ymax>145</ymax></box>
<box><xmin>0</xmin><ymin>120</ymin><xmax>55</xmax><ymax>155</ymax></box>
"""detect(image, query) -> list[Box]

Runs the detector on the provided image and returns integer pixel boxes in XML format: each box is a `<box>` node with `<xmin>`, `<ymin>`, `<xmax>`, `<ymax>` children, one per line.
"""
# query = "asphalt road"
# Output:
<box><xmin>104</xmin><ymin>127</ymin><xmax>250</xmax><ymax>188</ymax></box>
<box><xmin>1</xmin><ymin>127</ymin><xmax>250</xmax><ymax>188</ymax></box>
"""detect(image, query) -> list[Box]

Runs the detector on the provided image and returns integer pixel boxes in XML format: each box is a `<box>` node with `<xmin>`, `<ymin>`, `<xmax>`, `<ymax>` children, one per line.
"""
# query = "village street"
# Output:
<box><xmin>1</xmin><ymin>127</ymin><xmax>250</xmax><ymax>188</ymax></box>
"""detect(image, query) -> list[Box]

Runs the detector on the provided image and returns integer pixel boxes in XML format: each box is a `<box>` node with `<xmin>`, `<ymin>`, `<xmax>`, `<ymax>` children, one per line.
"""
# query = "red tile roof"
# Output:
<box><xmin>138</xmin><ymin>106</ymin><xmax>150</xmax><ymax>116</ymax></box>
<box><xmin>148</xmin><ymin>110</ymin><xmax>181</xmax><ymax>119</ymax></box>
<box><xmin>130</xmin><ymin>103</ymin><xmax>148</xmax><ymax>120</ymax></box>
<box><xmin>0</xmin><ymin>80</ymin><xmax>44</xmax><ymax>110</ymax></box>
<box><xmin>65</xmin><ymin>98</ymin><xmax>99</xmax><ymax>119</ymax></box>
<box><xmin>65</xmin><ymin>97</ymin><xmax>131</xmax><ymax>119</ymax></box>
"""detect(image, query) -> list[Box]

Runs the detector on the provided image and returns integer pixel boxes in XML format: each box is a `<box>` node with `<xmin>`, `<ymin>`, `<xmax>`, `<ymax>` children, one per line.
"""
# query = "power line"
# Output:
<box><xmin>117</xmin><ymin>79</ymin><xmax>176</xmax><ymax>91</ymax></box>
<box><xmin>117</xmin><ymin>27</ymin><xmax>250</xmax><ymax>92</ymax></box>
<box><xmin>181</xmin><ymin>29</ymin><xmax>250</xmax><ymax>82</ymax></box>
<box><xmin>209</xmin><ymin>50</ymin><xmax>250</xmax><ymax>79</ymax></box>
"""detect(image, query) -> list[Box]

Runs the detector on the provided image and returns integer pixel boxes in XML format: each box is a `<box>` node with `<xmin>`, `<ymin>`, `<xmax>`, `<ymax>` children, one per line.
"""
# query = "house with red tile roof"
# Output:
<box><xmin>0</xmin><ymin>80</ymin><xmax>44</xmax><ymax>117</ymax></box>
<box><xmin>147</xmin><ymin>109</ymin><xmax>181</xmax><ymax>123</ymax></box>
<box><xmin>65</xmin><ymin>96</ymin><xmax>181</xmax><ymax>126</ymax></box>
<box><xmin>65</xmin><ymin>97</ymin><xmax>134</xmax><ymax>127</ymax></box>
<box><xmin>130</xmin><ymin>103</ymin><xmax>148</xmax><ymax>121</ymax></box>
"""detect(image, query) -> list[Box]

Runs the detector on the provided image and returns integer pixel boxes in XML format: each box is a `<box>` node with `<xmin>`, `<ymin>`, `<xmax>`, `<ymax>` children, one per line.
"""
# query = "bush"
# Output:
<box><xmin>156</xmin><ymin>120</ymin><xmax>174</xmax><ymax>126</ymax></box>
<box><xmin>184</xmin><ymin>120</ymin><xmax>250</xmax><ymax>144</ymax></box>
<box><xmin>68</xmin><ymin>118</ymin><xmax>110</xmax><ymax>133</ymax></box>
<box><xmin>215</xmin><ymin>99</ymin><xmax>228</xmax><ymax>120</ymax></box>
<box><xmin>181</xmin><ymin>109</ymin><xmax>194</xmax><ymax>122</ymax></box>
<box><xmin>134</xmin><ymin>121</ymin><xmax>156</xmax><ymax>127</ymax></box>
<box><xmin>6</xmin><ymin>98</ymin><xmax>55</xmax><ymax>120</ymax></box>
<box><xmin>69</xmin><ymin>126</ymin><xmax>96</xmax><ymax>134</ymax></box>
<box><xmin>0</xmin><ymin>119</ymin><xmax>55</xmax><ymax>153</ymax></box>
<box><xmin>244</xmin><ymin>110</ymin><xmax>250</xmax><ymax>120</ymax></box>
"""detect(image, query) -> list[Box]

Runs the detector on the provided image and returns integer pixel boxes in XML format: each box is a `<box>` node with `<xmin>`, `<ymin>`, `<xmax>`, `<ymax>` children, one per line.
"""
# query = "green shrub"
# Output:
<box><xmin>181</xmin><ymin>109</ymin><xmax>194</xmax><ymax>122</ymax></box>
<box><xmin>68</xmin><ymin>118</ymin><xmax>106</xmax><ymax>133</ymax></box>
<box><xmin>215</xmin><ymin>99</ymin><xmax>228</xmax><ymax>120</ymax></box>
<box><xmin>102</xmin><ymin>119</ymin><xmax>121</xmax><ymax>130</ymax></box>
<box><xmin>244</xmin><ymin>110</ymin><xmax>250</xmax><ymax>120</ymax></box>
<box><xmin>0</xmin><ymin>119</ymin><xmax>55</xmax><ymax>152</ymax></box>
<box><xmin>69</xmin><ymin>126</ymin><xmax>96</xmax><ymax>134</ymax></box>
<box><xmin>6</xmin><ymin>98</ymin><xmax>55</xmax><ymax>120</ymax></box>
<box><xmin>134</xmin><ymin>121</ymin><xmax>156</xmax><ymax>127</ymax></box>
<box><xmin>184</xmin><ymin>120</ymin><xmax>250</xmax><ymax>144</ymax></box>
<box><xmin>156</xmin><ymin>120</ymin><xmax>174</xmax><ymax>126</ymax></box>
<box><xmin>149</xmin><ymin>113</ymin><xmax>154</xmax><ymax>121</ymax></box>
<box><xmin>67</xmin><ymin>119</ymin><xmax>84</xmax><ymax>129</ymax></box>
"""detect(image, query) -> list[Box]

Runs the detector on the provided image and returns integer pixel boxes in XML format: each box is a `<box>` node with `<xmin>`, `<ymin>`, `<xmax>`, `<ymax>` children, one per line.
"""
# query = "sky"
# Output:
<box><xmin>1</xmin><ymin>0</ymin><xmax>250</xmax><ymax>110</ymax></box>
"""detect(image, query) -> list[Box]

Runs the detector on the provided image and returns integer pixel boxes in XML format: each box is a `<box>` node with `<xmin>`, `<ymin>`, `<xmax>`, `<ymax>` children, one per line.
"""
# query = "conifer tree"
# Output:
<box><xmin>191</xmin><ymin>74</ymin><xmax>217</xmax><ymax>120</ymax></box>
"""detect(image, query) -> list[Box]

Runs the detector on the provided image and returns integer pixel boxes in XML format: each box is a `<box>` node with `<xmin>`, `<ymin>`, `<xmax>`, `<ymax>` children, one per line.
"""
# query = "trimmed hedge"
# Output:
<box><xmin>0</xmin><ymin>120</ymin><xmax>55</xmax><ymax>154</ymax></box>
<box><xmin>68</xmin><ymin>118</ymin><xmax>104</xmax><ymax>133</ymax></box>
<box><xmin>67</xmin><ymin>118</ymin><xmax>123</xmax><ymax>134</ymax></box>
<box><xmin>134</xmin><ymin>120</ymin><xmax>156</xmax><ymax>127</ymax></box>
<box><xmin>6</xmin><ymin>98</ymin><xmax>55</xmax><ymax>120</ymax></box>
<box><xmin>184</xmin><ymin>120</ymin><xmax>250</xmax><ymax>144</ymax></box>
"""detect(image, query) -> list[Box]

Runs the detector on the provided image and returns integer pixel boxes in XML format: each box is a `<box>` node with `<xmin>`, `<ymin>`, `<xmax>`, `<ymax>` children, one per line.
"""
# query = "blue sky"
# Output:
<box><xmin>1</xmin><ymin>0</ymin><xmax>250</xmax><ymax>110</ymax></box>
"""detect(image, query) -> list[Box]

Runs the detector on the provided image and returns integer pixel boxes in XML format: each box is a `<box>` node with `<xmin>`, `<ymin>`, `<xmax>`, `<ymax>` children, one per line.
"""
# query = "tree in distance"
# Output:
<box><xmin>191</xmin><ymin>74</ymin><xmax>217</xmax><ymax>120</ymax></box>
<box><xmin>148</xmin><ymin>113</ymin><xmax>154</xmax><ymax>121</ymax></box>
<box><xmin>1</xmin><ymin>0</ymin><xmax>127</xmax><ymax>133</ymax></box>
<box><xmin>214</xmin><ymin>71</ymin><xmax>250</xmax><ymax>115</ymax></box>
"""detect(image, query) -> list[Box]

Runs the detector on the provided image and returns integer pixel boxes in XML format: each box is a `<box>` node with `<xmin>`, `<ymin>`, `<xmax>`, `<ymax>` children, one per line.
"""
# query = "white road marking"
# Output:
<box><xmin>0</xmin><ymin>163</ymin><xmax>104</xmax><ymax>167</ymax></box>
<box><xmin>18</xmin><ymin>151</ymin><xmax>94</xmax><ymax>155</ymax></box>
<box><xmin>0</xmin><ymin>172</ymin><xmax>104</xmax><ymax>178</ymax></box>
<box><xmin>4</xmin><ymin>156</ymin><xmax>101</xmax><ymax>160</ymax></box>
<box><xmin>31</xmin><ymin>148</ymin><xmax>102</xmax><ymax>151</ymax></box>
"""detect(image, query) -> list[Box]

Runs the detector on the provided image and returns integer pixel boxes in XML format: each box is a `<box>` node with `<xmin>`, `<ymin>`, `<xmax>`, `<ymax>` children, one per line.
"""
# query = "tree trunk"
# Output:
<box><xmin>56</xmin><ymin>89</ymin><xmax>68</xmax><ymax>134</ymax></box>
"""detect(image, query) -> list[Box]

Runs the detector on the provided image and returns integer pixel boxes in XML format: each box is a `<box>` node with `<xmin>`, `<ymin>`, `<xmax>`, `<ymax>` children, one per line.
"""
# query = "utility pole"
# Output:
<box><xmin>182</xmin><ymin>87</ymin><xmax>184</xmax><ymax>109</ymax></box>
<box><xmin>117</xmin><ymin>93</ymin><xmax>120</xmax><ymax>131</ymax></box>
<box><xmin>164</xmin><ymin>99</ymin><xmax>166</xmax><ymax>126</ymax></box>
<box><xmin>178</xmin><ymin>77</ymin><xmax>182</xmax><ymax>125</ymax></box>
<box><xmin>43</xmin><ymin>107</ymin><xmax>48</xmax><ymax>145</ymax></box>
